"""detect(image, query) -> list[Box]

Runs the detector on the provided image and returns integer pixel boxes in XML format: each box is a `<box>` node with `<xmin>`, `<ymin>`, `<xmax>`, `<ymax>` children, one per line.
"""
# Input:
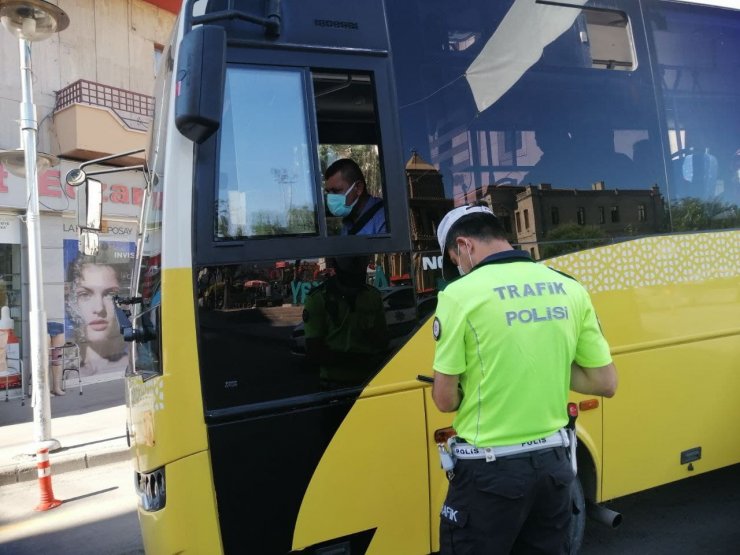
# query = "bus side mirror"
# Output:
<box><xmin>175</xmin><ymin>25</ymin><xmax>226</xmax><ymax>144</ymax></box>
<box><xmin>75</xmin><ymin>177</ymin><xmax>103</xmax><ymax>256</ymax></box>
<box><xmin>83</xmin><ymin>178</ymin><xmax>103</xmax><ymax>231</ymax></box>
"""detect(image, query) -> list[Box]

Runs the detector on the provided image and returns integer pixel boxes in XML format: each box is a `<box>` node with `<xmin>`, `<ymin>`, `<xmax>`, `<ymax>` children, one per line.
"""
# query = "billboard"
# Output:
<box><xmin>63</xmin><ymin>239</ymin><xmax>136</xmax><ymax>378</ymax></box>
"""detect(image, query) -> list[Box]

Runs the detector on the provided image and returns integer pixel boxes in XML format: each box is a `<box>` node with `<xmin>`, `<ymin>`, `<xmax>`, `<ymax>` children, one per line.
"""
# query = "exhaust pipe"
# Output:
<box><xmin>586</xmin><ymin>500</ymin><xmax>623</xmax><ymax>528</ymax></box>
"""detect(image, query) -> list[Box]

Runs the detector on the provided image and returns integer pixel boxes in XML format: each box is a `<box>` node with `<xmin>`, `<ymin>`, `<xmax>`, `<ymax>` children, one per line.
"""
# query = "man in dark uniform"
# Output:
<box><xmin>324</xmin><ymin>159</ymin><xmax>386</xmax><ymax>235</ymax></box>
<box><xmin>431</xmin><ymin>203</ymin><xmax>618</xmax><ymax>554</ymax></box>
<box><xmin>304</xmin><ymin>256</ymin><xmax>388</xmax><ymax>388</ymax></box>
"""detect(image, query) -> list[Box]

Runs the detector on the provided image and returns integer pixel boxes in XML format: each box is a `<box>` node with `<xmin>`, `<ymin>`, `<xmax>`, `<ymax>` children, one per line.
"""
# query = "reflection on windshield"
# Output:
<box><xmin>388</xmin><ymin>0</ymin><xmax>739</xmax><ymax>262</ymax></box>
<box><xmin>217</xmin><ymin>67</ymin><xmax>317</xmax><ymax>239</ymax></box>
<box><xmin>195</xmin><ymin>255</ymin><xmax>434</xmax><ymax>410</ymax></box>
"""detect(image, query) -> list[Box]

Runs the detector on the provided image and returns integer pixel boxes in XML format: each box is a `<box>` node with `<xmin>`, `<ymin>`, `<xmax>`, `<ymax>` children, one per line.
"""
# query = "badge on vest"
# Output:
<box><xmin>432</xmin><ymin>317</ymin><xmax>441</xmax><ymax>341</ymax></box>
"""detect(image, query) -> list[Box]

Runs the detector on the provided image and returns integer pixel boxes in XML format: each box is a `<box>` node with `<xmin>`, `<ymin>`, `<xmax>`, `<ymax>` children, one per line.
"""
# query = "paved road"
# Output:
<box><xmin>1</xmin><ymin>459</ymin><xmax>738</xmax><ymax>554</ymax></box>
<box><xmin>581</xmin><ymin>463</ymin><xmax>740</xmax><ymax>554</ymax></box>
<box><xmin>0</xmin><ymin>460</ymin><xmax>142</xmax><ymax>555</ymax></box>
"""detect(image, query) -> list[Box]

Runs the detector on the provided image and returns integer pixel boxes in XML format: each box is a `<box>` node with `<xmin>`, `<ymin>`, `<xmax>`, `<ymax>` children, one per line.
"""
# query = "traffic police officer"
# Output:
<box><xmin>431</xmin><ymin>203</ymin><xmax>618</xmax><ymax>554</ymax></box>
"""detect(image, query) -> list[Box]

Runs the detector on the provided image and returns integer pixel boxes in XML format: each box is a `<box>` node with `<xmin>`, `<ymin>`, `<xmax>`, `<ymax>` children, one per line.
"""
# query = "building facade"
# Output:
<box><xmin>0</xmin><ymin>0</ymin><xmax>177</xmax><ymax>392</ymax></box>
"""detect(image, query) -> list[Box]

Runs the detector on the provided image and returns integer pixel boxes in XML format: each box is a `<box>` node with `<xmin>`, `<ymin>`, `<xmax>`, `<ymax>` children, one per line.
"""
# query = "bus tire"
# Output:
<box><xmin>568</xmin><ymin>476</ymin><xmax>586</xmax><ymax>555</ymax></box>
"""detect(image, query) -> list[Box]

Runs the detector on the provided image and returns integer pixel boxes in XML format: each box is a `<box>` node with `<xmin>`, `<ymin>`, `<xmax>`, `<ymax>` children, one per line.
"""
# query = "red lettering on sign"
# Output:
<box><xmin>109</xmin><ymin>184</ymin><xmax>129</xmax><ymax>204</ymax></box>
<box><xmin>39</xmin><ymin>170</ymin><xmax>62</xmax><ymax>198</ymax></box>
<box><xmin>0</xmin><ymin>167</ymin><xmax>7</xmax><ymax>193</ymax></box>
<box><xmin>131</xmin><ymin>187</ymin><xmax>144</xmax><ymax>206</ymax></box>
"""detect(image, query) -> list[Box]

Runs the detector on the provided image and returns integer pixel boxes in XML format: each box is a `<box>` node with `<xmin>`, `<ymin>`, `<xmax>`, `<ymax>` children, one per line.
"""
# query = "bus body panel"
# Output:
<box><xmin>293</xmin><ymin>389</ymin><xmax>430</xmax><ymax>553</ymax></box>
<box><xmin>137</xmin><ymin>450</ymin><xmax>223</xmax><ymax>554</ymax></box>
<box><xmin>128</xmin><ymin>268</ymin><xmax>209</xmax><ymax>471</ymax></box>
<box><xmin>603</xmin><ymin>333</ymin><xmax>740</xmax><ymax>500</ymax></box>
<box><xmin>547</xmin><ymin>230</ymin><xmax>740</xmax><ymax>499</ymax></box>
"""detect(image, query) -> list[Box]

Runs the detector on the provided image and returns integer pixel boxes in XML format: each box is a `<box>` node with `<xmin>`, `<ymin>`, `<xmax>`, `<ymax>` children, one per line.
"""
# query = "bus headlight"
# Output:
<box><xmin>135</xmin><ymin>467</ymin><xmax>166</xmax><ymax>512</ymax></box>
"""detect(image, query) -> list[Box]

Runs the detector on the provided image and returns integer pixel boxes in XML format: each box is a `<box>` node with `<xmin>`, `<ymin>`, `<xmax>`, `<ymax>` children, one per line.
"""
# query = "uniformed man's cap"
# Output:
<box><xmin>436</xmin><ymin>204</ymin><xmax>496</xmax><ymax>279</ymax></box>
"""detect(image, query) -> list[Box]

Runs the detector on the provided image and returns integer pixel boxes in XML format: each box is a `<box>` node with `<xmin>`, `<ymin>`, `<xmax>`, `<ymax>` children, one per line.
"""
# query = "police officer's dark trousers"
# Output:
<box><xmin>440</xmin><ymin>446</ymin><xmax>574</xmax><ymax>555</ymax></box>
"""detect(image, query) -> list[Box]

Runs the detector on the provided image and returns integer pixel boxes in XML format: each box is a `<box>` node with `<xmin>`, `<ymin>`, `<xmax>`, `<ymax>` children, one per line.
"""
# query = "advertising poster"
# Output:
<box><xmin>63</xmin><ymin>239</ymin><xmax>136</xmax><ymax>378</ymax></box>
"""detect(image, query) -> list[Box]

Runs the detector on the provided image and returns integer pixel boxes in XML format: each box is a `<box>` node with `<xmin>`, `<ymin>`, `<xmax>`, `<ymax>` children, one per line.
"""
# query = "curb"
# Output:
<box><xmin>0</xmin><ymin>444</ymin><xmax>130</xmax><ymax>486</ymax></box>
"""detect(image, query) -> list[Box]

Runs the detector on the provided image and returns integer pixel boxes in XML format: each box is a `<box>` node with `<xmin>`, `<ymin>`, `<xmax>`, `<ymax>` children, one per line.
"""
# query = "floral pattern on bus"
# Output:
<box><xmin>546</xmin><ymin>231</ymin><xmax>740</xmax><ymax>293</ymax></box>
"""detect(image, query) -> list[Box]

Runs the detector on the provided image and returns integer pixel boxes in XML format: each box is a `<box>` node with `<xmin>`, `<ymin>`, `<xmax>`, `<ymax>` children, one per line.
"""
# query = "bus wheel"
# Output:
<box><xmin>568</xmin><ymin>477</ymin><xmax>586</xmax><ymax>554</ymax></box>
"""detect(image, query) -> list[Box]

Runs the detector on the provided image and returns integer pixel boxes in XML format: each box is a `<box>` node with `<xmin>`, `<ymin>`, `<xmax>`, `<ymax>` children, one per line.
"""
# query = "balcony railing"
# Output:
<box><xmin>55</xmin><ymin>80</ymin><xmax>155</xmax><ymax>131</ymax></box>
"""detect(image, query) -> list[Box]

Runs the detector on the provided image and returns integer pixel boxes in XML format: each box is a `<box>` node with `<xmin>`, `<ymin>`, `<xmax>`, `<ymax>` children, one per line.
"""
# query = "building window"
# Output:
<box><xmin>503</xmin><ymin>215</ymin><xmax>512</xmax><ymax>233</ymax></box>
<box><xmin>515</xmin><ymin>211</ymin><xmax>522</xmax><ymax>233</ymax></box>
<box><xmin>599</xmin><ymin>206</ymin><xmax>605</xmax><ymax>224</ymax></box>
<box><xmin>524</xmin><ymin>209</ymin><xmax>530</xmax><ymax>230</ymax></box>
<box><xmin>638</xmin><ymin>204</ymin><xmax>646</xmax><ymax>222</ymax></box>
<box><xmin>154</xmin><ymin>44</ymin><xmax>164</xmax><ymax>76</ymax></box>
<box><xmin>577</xmin><ymin>207</ymin><xmax>586</xmax><ymax>225</ymax></box>
<box><xmin>551</xmin><ymin>207</ymin><xmax>559</xmax><ymax>225</ymax></box>
<box><xmin>610</xmin><ymin>206</ymin><xmax>620</xmax><ymax>223</ymax></box>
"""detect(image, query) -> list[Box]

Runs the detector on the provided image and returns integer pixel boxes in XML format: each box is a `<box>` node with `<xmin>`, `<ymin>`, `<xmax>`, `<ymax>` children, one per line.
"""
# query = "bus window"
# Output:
<box><xmin>313</xmin><ymin>71</ymin><xmax>389</xmax><ymax>236</ymax></box>
<box><xmin>648</xmin><ymin>2</ymin><xmax>740</xmax><ymax>230</ymax></box>
<box><xmin>217</xmin><ymin>67</ymin><xmax>317</xmax><ymax>239</ymax></box>
<box><xmin>388</xmin><ymin>0</ymin><xmax>665</xmax><ymax>261</ymax></box>
<box><xmin>196</xmin><ymin>254</ymin><xmax>416</xmax><ymax>409</ymax></box>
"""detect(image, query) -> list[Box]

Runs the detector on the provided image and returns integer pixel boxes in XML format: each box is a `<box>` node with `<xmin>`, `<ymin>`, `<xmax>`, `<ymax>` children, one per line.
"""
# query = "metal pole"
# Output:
<box><xmin>18</xmin><ymin>36</ymin><xmax>59</xmax><ymax>451</ymax></box>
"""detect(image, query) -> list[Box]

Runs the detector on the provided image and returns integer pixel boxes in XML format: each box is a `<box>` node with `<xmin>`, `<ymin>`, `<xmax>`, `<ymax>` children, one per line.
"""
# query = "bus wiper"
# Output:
<box><xmin>113</xmin><ymin>296</ymin><xmax>156</xmax><ymax>342</ymax></box>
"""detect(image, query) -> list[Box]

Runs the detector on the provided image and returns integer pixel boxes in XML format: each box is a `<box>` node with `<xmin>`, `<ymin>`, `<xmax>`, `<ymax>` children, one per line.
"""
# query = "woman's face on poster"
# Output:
<box><xmin>75</xmin><ymin>264</ymin><xmax>121</xmax><ymax>343</ymax></box>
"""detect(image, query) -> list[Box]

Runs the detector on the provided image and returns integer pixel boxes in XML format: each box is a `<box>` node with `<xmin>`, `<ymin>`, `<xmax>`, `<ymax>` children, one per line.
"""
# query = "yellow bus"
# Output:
<box><xmin>122</xmin><ymin>0</ymin><xmax>740</xmax><ymax>552</ymax></box>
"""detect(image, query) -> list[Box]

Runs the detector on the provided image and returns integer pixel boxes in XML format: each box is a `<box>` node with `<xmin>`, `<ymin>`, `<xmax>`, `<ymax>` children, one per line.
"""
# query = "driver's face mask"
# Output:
<box><xmin>326</xmin><ymin>181</ymin><xmax>359</xmax><ymax>217</ymax></box>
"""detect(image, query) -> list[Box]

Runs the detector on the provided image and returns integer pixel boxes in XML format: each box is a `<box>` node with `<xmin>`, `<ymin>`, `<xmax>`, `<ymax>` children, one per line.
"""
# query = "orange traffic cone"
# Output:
<box><xmin>34</xmin><ymin>447</ymin><xmax>62</xmax><ymax>511</ymax></box>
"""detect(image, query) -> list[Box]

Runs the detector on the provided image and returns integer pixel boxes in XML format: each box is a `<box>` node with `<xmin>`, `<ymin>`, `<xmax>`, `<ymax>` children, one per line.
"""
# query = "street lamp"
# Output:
<box><xmin>0</xmin><ymin>0</ymin><xmax>69</xmax><ymax>452</ymax></box>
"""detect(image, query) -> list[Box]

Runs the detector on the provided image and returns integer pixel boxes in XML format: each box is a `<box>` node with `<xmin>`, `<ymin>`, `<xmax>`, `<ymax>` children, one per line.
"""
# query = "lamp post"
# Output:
<box><xmin>0</xmin><ymin>0</ymin><xmax>69</xmax><ymax>451</ymax></box>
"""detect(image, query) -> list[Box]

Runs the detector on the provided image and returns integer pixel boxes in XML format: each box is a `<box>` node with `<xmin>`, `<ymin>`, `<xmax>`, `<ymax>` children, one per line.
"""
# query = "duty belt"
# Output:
<box><xmin>451</xmin><ymin>429</ymin><xmax>570</xmax><ymax>462</ymax></box>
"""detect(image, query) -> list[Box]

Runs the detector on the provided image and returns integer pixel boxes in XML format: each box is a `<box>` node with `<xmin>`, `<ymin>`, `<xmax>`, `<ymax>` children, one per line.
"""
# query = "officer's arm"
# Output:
<box><xmin>570</xmin><ymin>362</ymin><xmax>618</xmax><ymax>398</ymax></box>
<box><xmin>432</xmin><ymin>371</ymin><xmax>461</xmax><ymax>412</ymax></box>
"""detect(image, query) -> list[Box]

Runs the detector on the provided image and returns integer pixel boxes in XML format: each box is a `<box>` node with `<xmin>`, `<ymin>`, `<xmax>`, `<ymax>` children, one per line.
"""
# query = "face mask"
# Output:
<box><xmin>456</xmin><ymin>244</ymin><xmax>466</xmax><ymax>276</ymax></box>
<box><xmin>456</xmin><ymin>242</ymin><xmax>474</xmax><ymax>276</ymax></box>
<box><xmin>327</xmin><ymin>181</ymin><xmax>358</xmax><ymax>217</ymax></box>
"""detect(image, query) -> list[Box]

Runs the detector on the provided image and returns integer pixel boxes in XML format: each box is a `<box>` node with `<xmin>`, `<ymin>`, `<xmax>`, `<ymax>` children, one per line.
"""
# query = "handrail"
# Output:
<box><xmin>54</xmin><ymin>79</ymin><xmax>155</xmax><ymax>132</ymax></box>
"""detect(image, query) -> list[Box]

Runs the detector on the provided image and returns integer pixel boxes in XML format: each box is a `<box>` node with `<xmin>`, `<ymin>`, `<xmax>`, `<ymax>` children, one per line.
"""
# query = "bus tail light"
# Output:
<box><xmin>579</xmin><ymin>399</ymin><xmax>599</xmax><ymax>411</ymax></box>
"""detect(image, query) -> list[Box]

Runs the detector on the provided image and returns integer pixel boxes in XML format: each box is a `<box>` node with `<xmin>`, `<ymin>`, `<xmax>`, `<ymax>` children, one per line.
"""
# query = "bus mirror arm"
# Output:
<box><xmin>113</xmin><ymin>296</ymin><xmax>156</xmax><ymax>343</ymax></box>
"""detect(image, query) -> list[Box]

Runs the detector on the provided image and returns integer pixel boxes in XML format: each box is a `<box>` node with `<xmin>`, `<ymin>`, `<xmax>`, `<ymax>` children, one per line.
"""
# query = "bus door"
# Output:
<box><xmin>181</xmin><ymin>1</ymin><xmax>433</xmax><ymax>553</ymax></box>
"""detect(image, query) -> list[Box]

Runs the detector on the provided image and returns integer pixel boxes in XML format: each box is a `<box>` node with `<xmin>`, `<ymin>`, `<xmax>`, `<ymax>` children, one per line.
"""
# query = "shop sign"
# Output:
<box><xmin>0</xmin><ymin>214</ymin><xmax>21</xmax><ymax>244</ymax></box>
<box><xmin>0</xmin><ymin>160</ymin><xmax>145</xmax><ymax>218</ymax></box>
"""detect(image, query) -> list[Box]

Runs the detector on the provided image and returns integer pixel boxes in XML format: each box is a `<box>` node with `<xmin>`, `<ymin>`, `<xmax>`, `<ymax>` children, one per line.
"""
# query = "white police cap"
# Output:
<box><xmin>436</xmin><ymin>204</ymin><xmax>497</xmax><ymax>281</ymax></box>
<box><xmin>436</xmin><ymin>204</ymin><xmax>496</xmax><ymax>255</ymax></box>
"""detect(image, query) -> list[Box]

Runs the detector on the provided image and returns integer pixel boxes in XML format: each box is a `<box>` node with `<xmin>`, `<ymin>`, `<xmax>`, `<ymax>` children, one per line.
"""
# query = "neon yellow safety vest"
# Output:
<box><xmin>432</xmin><ymin>250</ymin><xmax>612</xmax><ymax>446</ymax></box>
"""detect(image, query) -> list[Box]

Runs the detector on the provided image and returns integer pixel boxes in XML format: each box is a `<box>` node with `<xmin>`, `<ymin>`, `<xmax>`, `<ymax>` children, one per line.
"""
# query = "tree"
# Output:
<box><xmin>539</xmin><ymin>224</ymin><xmax>609</xmax><ymax>259</ymax></box>
<box><xmin>669</xmin><ymin>198</ymin><xmax>739</xmax><ymax>231</ymax></box>
<box><xmin>319</xmin><ymin>144</ymin><xmax>382</xmax><ymax>197</ymax></box>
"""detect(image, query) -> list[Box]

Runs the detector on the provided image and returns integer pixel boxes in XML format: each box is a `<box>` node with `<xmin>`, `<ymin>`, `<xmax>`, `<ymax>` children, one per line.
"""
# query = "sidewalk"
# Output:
<box><xmin>0</xmin><ymin>379</ymin><xmax>129</xmax><ymax>486</ymax></box>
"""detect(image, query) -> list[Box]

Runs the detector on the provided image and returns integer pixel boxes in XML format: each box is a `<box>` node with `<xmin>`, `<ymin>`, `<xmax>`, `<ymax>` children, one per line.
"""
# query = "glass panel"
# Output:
<box><xmin>0</xmin><ymin>244</ymin><xmax>23</xmax><ymax>389</ymax></box>
<box><xmin>217</xmin><ymin>67</ymin><xmax>318</xmax><ymax>239</ymax></box>
<box><xmin>387</xmin><ymin>0</ymin><xmax>666</xmax><ymax>263</ymax></box>
<box><xmin>648</xmin><ymin>2</ymin><xmax>740</xmax><ymax>231</ymax></box>
<box><xmin>132</xmin><ymin>46</ymin><xmax>171</xmax><ymax>377</ymax></box>
<box><xmin>196</xmin><ymin>254</ymin><xmax>423</xmax><ymax>409</ymax></box>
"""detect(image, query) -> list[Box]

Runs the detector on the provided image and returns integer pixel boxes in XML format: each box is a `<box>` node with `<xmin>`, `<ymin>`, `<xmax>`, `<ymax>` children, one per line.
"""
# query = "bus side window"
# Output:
<box><xmin>313</xmin><ymin>71</ymin><xmax>389</xmax><ymax>236</ymax></box>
